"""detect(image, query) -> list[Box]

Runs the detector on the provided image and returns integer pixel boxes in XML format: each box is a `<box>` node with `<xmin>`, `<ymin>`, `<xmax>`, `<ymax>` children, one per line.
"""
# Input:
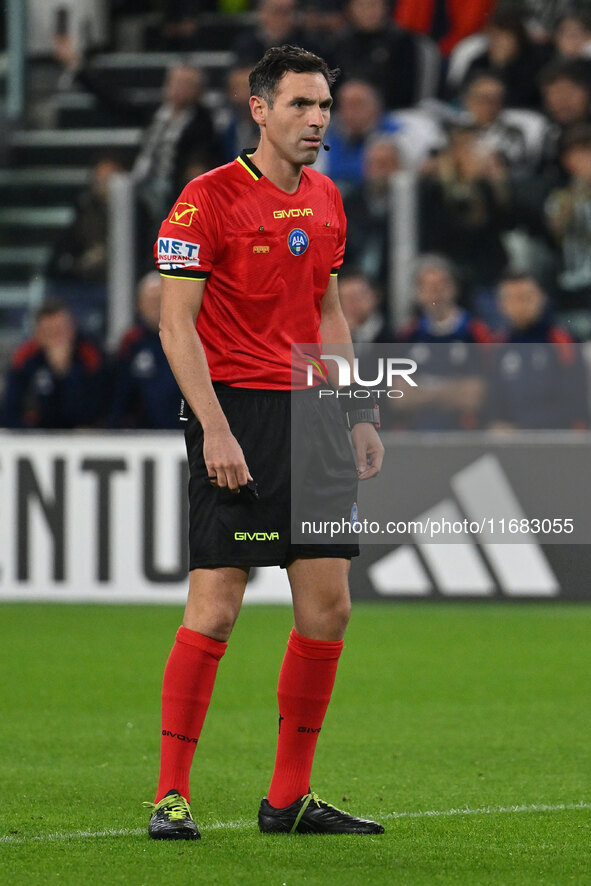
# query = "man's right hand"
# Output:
<box><xmin>203</xmin><ymin>428</ymin><xmax>253</xmax><ymax>493</ymax></box>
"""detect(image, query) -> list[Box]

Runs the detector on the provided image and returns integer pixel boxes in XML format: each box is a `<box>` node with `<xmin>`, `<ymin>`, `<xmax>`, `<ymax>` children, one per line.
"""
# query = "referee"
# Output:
<box><xmin>145</xmin><ymin>44</ymin><xmax>385</xmax><ymax>839</ymax></box>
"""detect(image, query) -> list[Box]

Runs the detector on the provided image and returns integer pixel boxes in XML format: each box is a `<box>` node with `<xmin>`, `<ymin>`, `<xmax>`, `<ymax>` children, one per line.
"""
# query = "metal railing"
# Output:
<box><xmin>5</xmin><ymin>0</ymin><xmax>26</xmax><ymax>122</ymax></box>
<box><xmin>106</xmin><ymin>172</ymin><xmax>136</xmax><ymax>351</ymax></box>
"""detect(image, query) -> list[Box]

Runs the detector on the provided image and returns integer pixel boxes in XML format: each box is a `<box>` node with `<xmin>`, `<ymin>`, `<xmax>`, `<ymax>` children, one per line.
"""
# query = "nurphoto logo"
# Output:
<box><xmin>304</xmin><ymin>353</ymin><xmax>418</xmax><ymax>399</ymax></box>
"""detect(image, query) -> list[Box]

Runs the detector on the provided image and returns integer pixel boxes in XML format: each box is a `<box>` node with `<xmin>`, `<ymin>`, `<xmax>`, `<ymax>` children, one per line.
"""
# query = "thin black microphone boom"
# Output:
<box><xmin>322</xmin><ymin>142</ymin><xmax>330</xmax><ymax>151</ymax></box>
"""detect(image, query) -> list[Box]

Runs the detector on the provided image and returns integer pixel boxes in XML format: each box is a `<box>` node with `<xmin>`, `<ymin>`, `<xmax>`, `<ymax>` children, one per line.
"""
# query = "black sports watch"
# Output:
<box><xmin>337</xmin><ymin>385</ymin><xmax>381</xmax><ymax>429</ymax></box>
<box><xmin>345</xmin><ymin>405</ymin><xmax>381</xmax><ymax>430</ymax></box>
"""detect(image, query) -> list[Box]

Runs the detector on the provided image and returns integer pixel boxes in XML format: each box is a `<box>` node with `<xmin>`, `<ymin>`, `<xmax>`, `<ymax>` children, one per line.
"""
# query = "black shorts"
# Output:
<box><xmin>184</xmin><ymin>384</ymin><xmax>360</xmax><ymax>569</ymax></box>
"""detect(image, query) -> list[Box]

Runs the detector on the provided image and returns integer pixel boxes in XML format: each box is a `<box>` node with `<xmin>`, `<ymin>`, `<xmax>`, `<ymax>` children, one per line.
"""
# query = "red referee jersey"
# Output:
<box><xmin>154</xmin><ymin>150</ymin><xmax>346</xmax><ymax>389</ymax></box>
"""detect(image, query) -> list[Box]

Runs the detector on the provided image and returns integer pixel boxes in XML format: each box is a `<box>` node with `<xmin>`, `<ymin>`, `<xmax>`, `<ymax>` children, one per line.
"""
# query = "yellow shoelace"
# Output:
<box><xmin>142</xmin><ymin>793</ymin><xmax>192</xmax><ymax>821</ymax></box>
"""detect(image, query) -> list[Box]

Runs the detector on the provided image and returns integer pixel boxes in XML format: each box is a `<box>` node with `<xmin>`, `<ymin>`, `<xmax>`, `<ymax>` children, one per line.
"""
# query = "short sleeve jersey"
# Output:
<box><xmin>154</xmin><ymin>150</ymin><xmax>346</xmax><ymax>389</ymax></box>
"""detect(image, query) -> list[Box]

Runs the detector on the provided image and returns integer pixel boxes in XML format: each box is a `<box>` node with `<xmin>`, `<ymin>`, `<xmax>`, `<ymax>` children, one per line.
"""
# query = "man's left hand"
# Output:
<box><xmin>351</xmin><ymin>423</ymin><xmax>384</xmax><ymax>480</ymax></box>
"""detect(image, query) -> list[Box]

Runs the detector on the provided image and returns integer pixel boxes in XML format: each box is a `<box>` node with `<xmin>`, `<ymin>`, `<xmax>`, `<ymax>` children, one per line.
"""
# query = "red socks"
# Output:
<box><xmin>155</xmin><ymin>625</ymin><xmax>227</xmax><ymax>803</ymax></box>
<box><xmin>267</xmin><ymin>629</ymin><xmax>343</xmax><ymax>809</ymax></box>
<box><xmin>156</xmin><ymin>626</ymin><xmax>342</xmax><ymax>809</ymax></box>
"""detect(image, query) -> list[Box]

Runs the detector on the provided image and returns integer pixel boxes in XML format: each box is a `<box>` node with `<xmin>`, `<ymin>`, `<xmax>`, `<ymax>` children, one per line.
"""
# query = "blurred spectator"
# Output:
<box><xmin>300</xmin><ymin>0</ymin><xmax>347</xmax><ymax>42</ymax></box>
<box><xmin>219</xmin><ymin>63</ymin><xmax>262</xmax><ymax>163</ymax></box>
<box><xmin>318</xmin><ymin>80</ymin><xmax>394</xmax><ymax>190</ymax></box>
<box><xmin>539</xmin><ymin>60</ymin><xmax>591</xmax><ymax>187</ymax></box>
<box><xmin>49</xmin><ymin>156</ymin><xmax>122</xmax><ymax>284</ymax></box>
<box><xmin>232</xmin><ymin>0</ymin><xmax>315</xmax><ymax>63</ymax></box>
<box><xmin>418</xmin><ymin>127</ymin><xmax>511</xmax><ymax>300</ymax></box>
<box><xmin>521</xmin><ymin>0</ymin><xmax>573</xmax><ymax>40</ymax></box>
<box><xmin>53</xmin><ymin>36</ymin><xmax>219</xmax><ymax>224</ymax></box>
<box><xmin>47</xmin><ymin>155</ymin><xmax>124</xmax><ymax>337</ymax></box>
<box><xmin>545</xmin><ymin>123</ymin><xmax>591</xmax><ymax>334</ymax></box>
<box><xmin>1</xmin><ymin>298</ymin><xmax>107</xmax><ymax>429</ymax></box>
<box><xmin>539</xmin><ymin>60</ymin><xmax>591</xmax><ymax>129</ymax></box>
<box><xmin>342</xmin><ymin>136</ymin><xmax>403</xmax><ymax>286</ymax></box>
<box><xmin>109</xmin><ymin>272</ymin><xmax>182</xmax><ymax>429</ymax></box>
<box><xmin>390</xmin><ymin>254</ymin><xmax>492</xmax><ymax>430</ymax></box>
<box><xmin>130</xmin><ymin>64</ymin><xmax>220</xmax><ymax>223</ymax></box>
<box><xmin>553</xmin><ymin>10</ymin><xmax>591</xmax><ymax>62</ymax></box>
<box><xmin>178</xmin><ymin>153</ymin><xmax>218</xmax><ymax>190</ymax></box>
<box><xmin>461</xmin><ymin>71</ymin><xmax>547</xmax><ymax>171</ymax></box>
<box><xmin>338</xmin><ymin>268</ymin><xmax>390</xmax><ymax>342</ymax></box>
<box><xmin>450</xmin><ymin>9</ymin><xmax>552</xmax><ymax>109</ymax></box>
<box><xmin>392</xmin><ymin>0</ymin><xmax>495</xmax><ymax>56</ymax></box>
<box><xmin>332</xmin><ymin>0</ymin><xmax>440</xmax><ymax>110</ymax></box>
<box><xmin>318</xmin><ymin>78</ymin><xmax>444</xmax><ymax>192</ymax></box>
<box><xmin>486</xmin><ymin>271</ymin><xmax>589</xmax><ymax>429</ymax></box>
<box><xmin>397</xmin><ymin>254</ymin><xmax>492</xmax><ymax>344</ymax></box>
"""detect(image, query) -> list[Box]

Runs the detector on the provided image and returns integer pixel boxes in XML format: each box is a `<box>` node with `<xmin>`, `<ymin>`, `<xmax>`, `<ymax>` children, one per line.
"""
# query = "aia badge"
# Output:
<box><xmin>169</xmin><ymin>202</ymin><xmax>198</xmax><ymax>227</ymax></box>
<box><xmin>288</xmin><ymin>228</ymin><xmax>309</xmax><ymax>256</ymax></box>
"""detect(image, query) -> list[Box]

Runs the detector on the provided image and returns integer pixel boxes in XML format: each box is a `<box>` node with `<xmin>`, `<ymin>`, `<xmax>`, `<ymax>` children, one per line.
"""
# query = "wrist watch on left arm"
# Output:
<box><xmin>337</xmin><ymin>385</ymin><xmax>381</xmax><ymax>429</ymax></box>
<box><xmin>344</xmin><ymin>405</ymin><xmax>381</xmax><ymax>429</ymax></box>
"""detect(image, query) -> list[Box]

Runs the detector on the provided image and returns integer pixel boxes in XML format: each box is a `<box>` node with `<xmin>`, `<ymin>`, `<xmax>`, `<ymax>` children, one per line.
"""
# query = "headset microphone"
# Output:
<box><xmin>322</xmin><ymin>142</ymin><xmax>330</xmax><ymax>151</ymax></box>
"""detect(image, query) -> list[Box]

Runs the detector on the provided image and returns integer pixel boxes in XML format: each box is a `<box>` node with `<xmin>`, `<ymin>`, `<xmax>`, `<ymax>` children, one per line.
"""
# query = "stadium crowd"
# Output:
<box><xmin>2</xmin><ymin>0</ymin><xmax>591</xmax><ymax>430</ymax></box>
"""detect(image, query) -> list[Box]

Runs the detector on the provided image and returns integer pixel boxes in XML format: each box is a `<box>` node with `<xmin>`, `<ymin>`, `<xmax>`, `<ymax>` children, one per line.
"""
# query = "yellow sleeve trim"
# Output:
<box><xmin>159</xmin><ymin>272</ymin><xmax>208</xmax><ymax>281</ymax></box>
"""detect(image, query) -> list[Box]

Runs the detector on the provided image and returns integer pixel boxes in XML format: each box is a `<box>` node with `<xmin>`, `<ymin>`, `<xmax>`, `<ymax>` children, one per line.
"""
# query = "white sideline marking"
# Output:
<box><xmin>0</xmin><ymin>819</ymin><xmax>252</xmax><ymax>845</ymax></box>
<box><xmin>384</xmin><ymin>801</ymin><xmax>591</xmax><ymax>821</ymax></box>
<box><xmin>1</xmin><ymin>802</ymin><xmax>589</xmax><ymax>844</ymax></box>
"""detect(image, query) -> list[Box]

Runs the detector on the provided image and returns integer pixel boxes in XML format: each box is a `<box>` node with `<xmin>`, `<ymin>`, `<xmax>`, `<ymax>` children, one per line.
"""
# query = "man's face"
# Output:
<box><xmin>563</xmin><ymin>144</ymin><xmax>591</xmax><ymax>181</ymax></box>
<box><xmin>465</xmin><ymin>78</ymin><xmax>504</xmax><ymax>126</ymax></box>
<box><xmin>364</xmin><ymin>140</ymin><xmax>401</xmax><ymax>186</ymax></box>
<box><xmin>339</xmin><ymin>276</ymin><xmax>378</xmax><ymax>328</ymax></box>
<box><xmin>415</xmin><ymin>268</ymin><xmax>456</xmax><ymax>314</ymax></box>
<box><xmin>337</xmin><ymin>81</ymin><xmax>381</xmax><ymax>138</ymax></box>
<box><xmin>543</xmin><ymin>79</ymin><xmax>590</xmax><ymax>125</ymax></box>
<box><xmin>35</xmin><ymin>311</ymin><xmax>75</xmax><ymax>352</ymax></box>
<box><xmin>487</xmin><ymin>26</ymin><xmax>519</xmax><ymax>64</ymax></box>
<box><xmin>556</xmin><ymin>17</ymin><xmax>591</xmax><ymax>58</ymax></box>
<box><xmin>348</xmin><ymin>0</ymin><xmax>387</xmax><ymax>32</ymax></box>
<box><xmin>252</xmin><ymin>71</ymin><xmax>332</xmax><ymax>166</ymax></box>
<box><xmin>499</xmin><ymin>279</ymin><xmax>545</xmax><ymax>328</ymax></box>
<box><xmin>165</xmin><ymin>66</ymin><xmax>200</xmax><ymax>109</ymax></box>
<box><xmin>259</xmin><ymin>0</ymin><xmax>296</xmax><ymax>40</ymax></box>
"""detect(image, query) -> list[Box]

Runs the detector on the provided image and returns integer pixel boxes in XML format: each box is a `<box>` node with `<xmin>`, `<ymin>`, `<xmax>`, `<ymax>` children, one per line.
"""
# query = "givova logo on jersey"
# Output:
<box><xmin>158</xmin><ymin>238</ymin><xmax>201</xmax><ymax>269</ymax></box>
<box><xmin>288</xmin><ymin>228</ymin><xmax>309</xmax><ymax>256</ymax></box>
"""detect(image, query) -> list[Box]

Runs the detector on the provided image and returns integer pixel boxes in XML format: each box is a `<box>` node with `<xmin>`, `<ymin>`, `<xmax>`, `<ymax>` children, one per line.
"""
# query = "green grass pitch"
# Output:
<box><xmin>0</xmin><ymin>601</ymin><xmax>589</xmax><ymax>885</ymax></box>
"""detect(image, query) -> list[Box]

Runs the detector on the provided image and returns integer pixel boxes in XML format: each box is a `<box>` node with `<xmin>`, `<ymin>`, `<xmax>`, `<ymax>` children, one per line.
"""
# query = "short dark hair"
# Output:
<box><xmin>539</xmin><ymin>58</ymin><xmax>591</xmax><ymax>91</ymax></box>
<box><xmin>463</xmin><ymin>69</ymin><xmax>506</xmax><ymax>95</ymax></box>
<box><xmin>557</xmin><ymin>10</ymin><xmax>591</xmax><ymax>33</ymax></box>
<box><xmin>340</xmin><ymin>264</ymin><xmax>381</xmax><ymax>287</ymax></box>
<box><xmin>487</xmin><ymin>10</ymin><xmax>530</xmax><ymax>50</ymax></box>
<box><xmin>498</xmin><ymin>269</ymin><xmax>545</xmax><ymax>291</ymax></box>
<box><xmin>34</xmin><ymin>297</ymin><xmax>71</xmax><ymax>322</ymax></box>
<box><xmin>560</xmin><ymin>122</ymin><xmax>591</xmax><ymax>154</ymax></box>
<box><xmin>249</xmin><ymin>44</ymin><xmax>339</xmax><ymax>107</ymax></box>
<box><xmin>338</xmin><ymin>266</ymin><xmax>383</xmax><ymax>302</ymax></box>
<box><xmin>413</xmin><ymin>253</ymin><xmax>458</xmax><ymax>286</ymax></box>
